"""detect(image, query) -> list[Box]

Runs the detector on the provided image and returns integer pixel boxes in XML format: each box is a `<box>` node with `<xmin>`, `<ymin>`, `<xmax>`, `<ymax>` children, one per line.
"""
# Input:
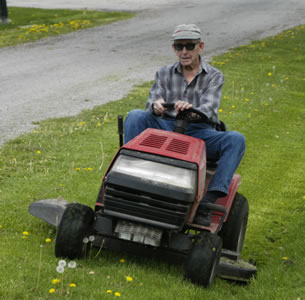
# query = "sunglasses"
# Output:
<box><xmin>173</xmin><ymin>42</ymin><xmax>199</xmax><ymax>51</ymax></box>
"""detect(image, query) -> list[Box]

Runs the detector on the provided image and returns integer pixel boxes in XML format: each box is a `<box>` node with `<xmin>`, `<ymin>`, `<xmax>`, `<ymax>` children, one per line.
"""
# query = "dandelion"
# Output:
<box><xmin>89</xmin><ymin>271</ymin><xmax>95</xmax><ymax>275</ymax></box>
<box><xmin>83</xmin><ymin>237</ymin><xmax>89</xmax><ymax>244</ymax></box>
<box><xmin>303</xmin><ymin>196</ymin><xmax>305</xmax><ymax>200</ymax></box>
<box><xmin>0</xmin><ymin>225</ymin><xmax>2</xmax><ymax>229</ymax></box>
<box><xmin>97</xmin><ymin>122</ymin><xmax>102</xmax><ymax>126</ymax></box>
<box><xmin>52</xmin><ymin>279</ymin><xmax>60</xmax><ymax>285</ymax></box>
<box><xmin>114</xmin><ymin>292</ymin><xmax>121</xmax><ymax>297</ymax></box>
<box><xmin>119</xmin><ymin>258</ymin><xmax>125</xmax><ymax>263</ymax></box>
<box><xmin>23</xmin><ymin>231</ymin><xmax>29</xmax><ymax>236</ymax></box>
<box><xmin>244</xmin><ymin>98</ymin><xmax>249</xmax><ymax>102</ymax></box>
<box><xmin>69</xmin><ymin>283</ymin><xmax>77</xmax><ymax>288</ymax></box>
<box><xmin>56</xmin><ymin>266</ymin><xmax>65</xmax><ymax>274</ymax></box>
<box><xmin>282</xmin><ymin>257</ymin><xmax>288</xmax><ymax>260</ymax></box>
<box><xmin>75</xmin><ymin>168</ymin><xmax>81</xmax><ymax>171</ymax></box>
<box><xmin>36</xmin><ymin>150</ymin><xmax>41</xmax><ymax>154</ymax></box>
<box><xmin>49</xmin><ymin>288</ymin><xmax>55</xmax><ymax>294</ymax></box>
<box><xmin>45</xmin><ymin>238</ymin><xmax>52</xmax><ymax>243</ymax></box>
<box><xmin>68</xmin><ymin>261</ymin><xmax>77</xmax><ymax>269</ymax></box>
<box><xmin>218</xmin><ymin>109</ymin><xmax>223</xmax><ymax>113</ymax></box>
<box><xmin>126</xmin><ymin>276</ymin><xmax>133</xmax><ymax>282</ymax></box>
<box><xmin>89</xmin><ymin>235</ymin><xmax>95</xmax><ymax>242</ymax></box>
<box><xmin>58</xmin><ymin>260</ymin><xmax>67</xmax><ymax>267</ymax></box>
<box><xmin>268</xmin><ymin>72</ymin><xmax>272</xmax><ymax>76</ymax></box>
<box><xmin>106</xmin><ymin>290</ymin><xmax>112</xmax><ymax>294</ymax></box>
<box><xmin>250</xmin><ymin>91</ymin><xmax>254</xmax><ymax>95</ymax></box>
<box><xmin>231</xmin><ymin>105</ymin><xmax>236</xmax><ymax>109</ymax></box>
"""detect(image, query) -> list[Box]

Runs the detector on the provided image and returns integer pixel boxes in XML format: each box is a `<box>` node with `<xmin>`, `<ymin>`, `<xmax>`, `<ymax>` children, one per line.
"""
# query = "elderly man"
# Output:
<box><xmin>124</xmin><ymin>24</ymin><xmax>245</xmax><ymax>226</ymax></box>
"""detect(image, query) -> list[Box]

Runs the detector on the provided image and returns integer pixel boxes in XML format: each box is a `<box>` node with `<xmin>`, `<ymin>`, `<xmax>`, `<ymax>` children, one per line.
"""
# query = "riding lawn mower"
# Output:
<box><xmin>29</xmin><ymin>104</ymin><xmax>256</xmax><ymax>287</ymax></box>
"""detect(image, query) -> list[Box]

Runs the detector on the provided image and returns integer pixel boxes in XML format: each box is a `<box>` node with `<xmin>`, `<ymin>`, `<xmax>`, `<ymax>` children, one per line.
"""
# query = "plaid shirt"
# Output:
<box><xmin>146</xmin><ymin>58</ymin><xmax>224</xmax><ymax>124</ymax></box>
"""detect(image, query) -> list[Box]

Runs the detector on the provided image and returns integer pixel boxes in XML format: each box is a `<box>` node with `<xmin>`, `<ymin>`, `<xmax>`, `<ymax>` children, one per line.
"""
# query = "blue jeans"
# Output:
<box><xmin>124</xmin><ymin>109</ymin><xmax>245</xmax><ymax>195</ymax></box>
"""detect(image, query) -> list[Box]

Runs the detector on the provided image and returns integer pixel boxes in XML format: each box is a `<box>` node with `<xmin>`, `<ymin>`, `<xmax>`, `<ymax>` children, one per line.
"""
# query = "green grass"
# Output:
<box><xmin>0</xmin><ymin>7</ymin><xmax>135</xmax><ymax>48</ymax></box>
<box><xmin>0</xmin><ymin>25</ymin><xmax>305</xmax><ymax>299</ymax></box>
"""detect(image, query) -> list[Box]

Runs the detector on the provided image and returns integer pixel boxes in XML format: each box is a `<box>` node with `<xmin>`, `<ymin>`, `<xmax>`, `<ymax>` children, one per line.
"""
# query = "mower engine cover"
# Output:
<box><xmin>98</xmin><ymin>128</ymin><xmax>206</xmax><ymax>230</ymax></box>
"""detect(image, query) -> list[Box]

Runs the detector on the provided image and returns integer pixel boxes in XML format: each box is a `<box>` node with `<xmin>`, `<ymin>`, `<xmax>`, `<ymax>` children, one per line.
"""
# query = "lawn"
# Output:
<box><xmin>0</xmin><ymin>21</ymin><xmax>305</xmax><ymax>299</ymax></box>
<box><xmin>0</xmin><ymin>7</ymin><xmax>135</xmax><ymax>48</ymax></box>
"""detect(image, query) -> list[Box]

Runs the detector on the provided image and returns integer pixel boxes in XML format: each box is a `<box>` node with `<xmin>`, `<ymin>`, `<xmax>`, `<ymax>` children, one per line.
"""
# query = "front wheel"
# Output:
<box><xmin>184</xmin><ymin>231</ymin><xmax>222</xmax><ymax>287</ymax></box>
<box><xmin>55</xmin><ymin>203</ymin><xmax>95</xmax><ymax>259</ymax></box>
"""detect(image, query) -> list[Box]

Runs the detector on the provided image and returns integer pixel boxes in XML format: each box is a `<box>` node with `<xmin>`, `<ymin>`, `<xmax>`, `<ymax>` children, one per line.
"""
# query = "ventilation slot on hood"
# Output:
<box><xmin>166</xmin><ymin>138</ymin><xmax>190</xmax><ymax>155</ymax></box>
<box><xmin>139</xmin><ymin>134</ymin><xmax>168</xmax><ymax>149</ymax></box>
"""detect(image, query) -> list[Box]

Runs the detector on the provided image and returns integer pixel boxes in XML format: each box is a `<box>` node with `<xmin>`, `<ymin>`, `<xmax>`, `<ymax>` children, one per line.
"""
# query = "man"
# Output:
<box><xmin>124</xmin><ymin>24</ymin><xmax>245</xmax><ymax>226</ymax></box>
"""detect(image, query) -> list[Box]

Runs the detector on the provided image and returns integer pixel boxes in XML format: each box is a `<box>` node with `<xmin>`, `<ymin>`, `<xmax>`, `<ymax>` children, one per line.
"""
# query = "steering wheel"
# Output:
<box><xmin>162</xmin><ymin>103</ymin><xmax>208</xmax><ymax>134</ymax></box>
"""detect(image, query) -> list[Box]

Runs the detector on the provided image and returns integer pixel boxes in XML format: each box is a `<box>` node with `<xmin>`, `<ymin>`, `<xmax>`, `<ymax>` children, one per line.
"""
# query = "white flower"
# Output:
<box><xmin>56</xmin><ymin>265</ymin><xmax>65</xmax><ymax>274</ymax></box>
<box><xmin>68</xmin><ymin>261</ymin><xmax>77</xmax><ymax>269</ymax></box>
<box><xmin>89</xmin><ymin>235</ymin><xmax>95</xmax><ymax>242</ymax></box>
<box><xmin>58</xmin><ymin>260</ymin><xmax>67</xmax><ymax>267</ymax></box>
<box><xmin>83</xmin><ymin>237</ymin><xmax>89</xmax><ymax>244</ymax></box>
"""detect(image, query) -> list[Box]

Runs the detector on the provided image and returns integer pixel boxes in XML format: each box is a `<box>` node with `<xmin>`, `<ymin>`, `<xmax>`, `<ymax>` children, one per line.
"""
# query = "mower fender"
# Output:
<box><xmin>28</xmin><ymin>197</ymin><xmax>69</xmax><ymax>226</ymax></box>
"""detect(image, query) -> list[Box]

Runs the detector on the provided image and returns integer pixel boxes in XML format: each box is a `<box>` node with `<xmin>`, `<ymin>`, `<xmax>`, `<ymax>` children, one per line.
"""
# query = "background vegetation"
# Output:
<box><xmin>0</xmin><ymin>8</ymin><xmax>304</xmax><ymax>299</ymax></box>
<box><xmin>0</xmin><ymin>7</ymin><xmax>134</xmax><ymax>48</ymax></box>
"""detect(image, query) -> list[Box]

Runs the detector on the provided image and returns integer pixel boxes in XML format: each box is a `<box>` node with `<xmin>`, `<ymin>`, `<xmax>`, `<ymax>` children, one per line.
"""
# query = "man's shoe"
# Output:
<box><xmin>193</xmin><ymin>206</ymin><xmax>211</xmax><ymax>226</ymax></box>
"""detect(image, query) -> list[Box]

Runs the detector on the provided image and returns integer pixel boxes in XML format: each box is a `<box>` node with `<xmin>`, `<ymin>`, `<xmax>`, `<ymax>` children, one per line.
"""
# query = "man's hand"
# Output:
<box><xmin>153</xmin><ymin>98</ymin><xmax>166</xmax><ymax>115</ymax></box>
<box><xmin>174</xmin><ymin>100</ymin><xmax>192</xmax><ymax>113</ymax></box>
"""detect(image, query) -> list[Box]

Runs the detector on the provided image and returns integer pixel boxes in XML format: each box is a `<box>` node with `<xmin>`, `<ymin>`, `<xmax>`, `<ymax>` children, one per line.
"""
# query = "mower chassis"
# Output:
<box><xmin>29</xmin><ymin>198</ymin><xmax>256</xmax><ymax>283</ymax></box>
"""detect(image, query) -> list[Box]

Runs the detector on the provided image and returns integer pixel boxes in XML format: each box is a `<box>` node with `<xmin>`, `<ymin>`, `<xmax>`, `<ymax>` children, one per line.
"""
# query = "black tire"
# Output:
<box><xmin>219</xmin><ymin>193</ymin><xmax>249</xmax><ymax>254</ymax></box>
<box><xmin>55</xmin><ymin>203</ymin><xmax>95</xmax><ymax>259</ymax></box>
<box><xmin>184</xmin><ymin>231</ymin><xmax>222</xmax><ymax>287</ymax></box>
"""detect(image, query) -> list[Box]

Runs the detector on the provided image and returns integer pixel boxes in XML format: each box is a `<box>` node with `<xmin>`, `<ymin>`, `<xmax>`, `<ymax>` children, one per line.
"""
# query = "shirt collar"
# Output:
<box><xmin>175</xmin><ymin>57</ymin><xmax>209</xmax><ymax>74</ymax></box>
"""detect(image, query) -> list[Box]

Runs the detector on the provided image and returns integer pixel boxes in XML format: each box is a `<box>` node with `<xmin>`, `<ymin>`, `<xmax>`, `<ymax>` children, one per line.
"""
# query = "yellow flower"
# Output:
<box><xmin>49</xmin><ymin>288</ymin><xmax>55</xmax><ymax>294</ymax></box>
<box><xmin>52</xmin><ymin>279</ymin><xmax>60</xmax><ymax>285</ymax></box>
<box><xmin>45</xmin><ymin>238</ymin><xmax>52</xmax><ymax>243</ymax></box>
<box><xmin>114</xmin><ymin>292</ymin><xmax>121</xmax><ymax>297</ymax></box>
<box><xmin>244</xmin><ymin>98</ymin><xmax>249</xmax><ymax>102</ymax></box>
<box><xmin>23</xmin><ymin>231</ymin><xmax>29</xmax><ymax>236</ymax></box>
<box><xmin>126</xmin><ymin>276</ymin><xmax>133</xmax><ymax>282</ymax></box>
<box><xmin>106</xmin><ymin>290</ymin><xmax>112</xmax><ymax>294</ymax></box>
<box><xmin>97</xmin><ymin>122</ymin><xmax>102</xmax><ymax>126</ymax></box>
<box><xmin>218</xmin><ymin>109</ymin><xmax>223</xmax><ymax>113</ymax></box>
<box><xmin>231</xmin><ymin>105</ymin><xmax>236</xmax><ymax>109</ymax></box>
<box><xmin>119</xmin><ymin>258</ymin><xmax>125</xmax><ymax>263</ymax></box>
<box><xmin>282</xmin><ymin>257</ymin><xmax>288</xmax><ymax>260</ymax></box>
<box><xmin>75</xmin><ymin>168</ymin><xmax>81</xmax><ymax>171</ymax></box>
<box><xmin>268</xmin><ymin>72</ymin><xmax>272</xmax><ymax>76</ymax></box>
<box><xmin>0</xmin><ymin>225</ymin><xmax>2</xmax><ymax>229</ymax></box>
<box><xmin>69</xmin><ymin>283</ymin><xmax>77</xmax><ymax>288</ymax></box>
<box><xmin>36</xmin><ymin>150</ymin><xmax>41</xmax><ymax>154</ymax></box>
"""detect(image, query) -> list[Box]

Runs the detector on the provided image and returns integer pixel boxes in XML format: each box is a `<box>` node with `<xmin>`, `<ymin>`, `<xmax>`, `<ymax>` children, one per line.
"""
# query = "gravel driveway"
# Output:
<box><xmin>1</xmin><ymin>0</ymin><xmax>304</xmax><ymax>146</ymax></box>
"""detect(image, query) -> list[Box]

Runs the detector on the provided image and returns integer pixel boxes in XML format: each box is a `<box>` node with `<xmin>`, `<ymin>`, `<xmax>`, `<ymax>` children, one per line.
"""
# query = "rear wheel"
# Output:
<box><xmin>219</xmin><ymin>193</ymin><xmax>249</xmax><ymax>254</ymax></box>
<box><xmin>55</xmin><ymin>203</ymin><xmax>95</xmax><ymax>259</ymax></box>
<box><xmin>184</xmin><ymin>231</ymin><xmax>222</xmax><ymax>287</ymax></box>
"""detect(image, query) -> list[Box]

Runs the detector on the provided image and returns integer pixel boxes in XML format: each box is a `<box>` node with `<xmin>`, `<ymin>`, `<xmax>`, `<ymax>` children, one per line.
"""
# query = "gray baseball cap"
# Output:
<box><xmin>171</xmin><ymin>24</ymin><xmax>201</xmax><ymax>41</ymax></box>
